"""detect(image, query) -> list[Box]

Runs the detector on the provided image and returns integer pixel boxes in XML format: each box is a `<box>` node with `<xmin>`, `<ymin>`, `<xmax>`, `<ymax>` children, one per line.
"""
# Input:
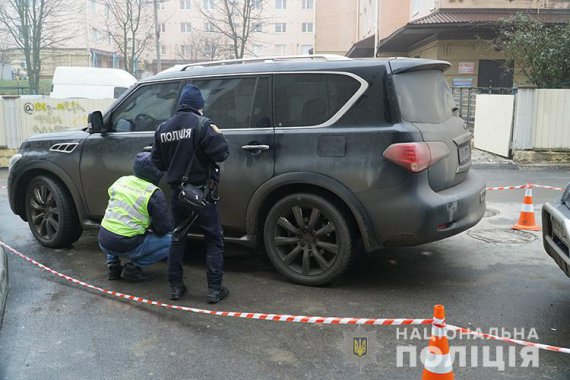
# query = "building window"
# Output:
<box><xmin>180</xmin><ymin>0</ymin><xmax>191</xmax><ymax>9</ymax></box>
<box><xmin>203</xmin><ymin>0</ymin><xmax>214</xmax><ymax>9</ymax></box>
<box><xmin>275</xmin><ymin>23</ymin><xmax>286</xmax><ymax>33</ymax></box>
<box><xmin>252</xmin><ymin>0</ymin><xmax>262</xmax><ymax>9</ymax></box>
<box><xmin>181</xmin><ymin>45</ymin><xmax>192</xmax><ymax>57</ymax></box>
<box><xmin>181</xmin><ymin>22</ymin><xmax>192</xmax><ymax>32</ymax></box>
<box><xmin>302</xmin><ymin>22</ymin><xmax>313</xmax><ymax>33</ymax></box>
<box><xmin>90</xmin><ymin>0</ymin><xmax>97</xmax><ymax>13</ymax></box>
<box><xmin>161</xmin><ymin>23</ymin><xmax>166</xmax><ymax>32</ymax></box>
<box><xmin>161</xmin><ymin>44</ymin><xmax>167</xmax><ymax>56</ymax></box>
<box><xmin>302</xmin><ymin>0</ymin><xmax>313</xmax><ymax>9</ymax></box>
<box><xmin>159</xmin><ymin>1</ymin><xmax>165</xmax><ymax>9</ymax></box>
<box><xmin>275</xmin><ymin>0</ymin><xmax>286</xmax><ymax>9</ymax></box>
<box><xmin>91</xmin><ymin>27</ymin><xmax>101</xmax><ymax>41</ymax></box>
<box><xmin>252</xmin><ymin>44</ymin><xmax>263</xmax><ymax>56</ymax></box>
<box><xmin>411</xmin><ymin>0</ymin><xmax>419</xmax><ymax>16</ymax></box>
<box><xmin>301</xmin><ymin>44</ymin><xmax>313</xmax><ymax>54</ymax></box>
<box><xmin>253</xmin><ymin>24</ymin><xmax>262</xmax><ymax>32</ymax></box>
<box><xmin>275</xmin><ymin>44</ymin><xmax>286</xmax><ymax>55</ymax></box>
<box><xmin>204</xmin><ymin>22</ymin><xmax>215</xmax><ymax>32</ymax></box>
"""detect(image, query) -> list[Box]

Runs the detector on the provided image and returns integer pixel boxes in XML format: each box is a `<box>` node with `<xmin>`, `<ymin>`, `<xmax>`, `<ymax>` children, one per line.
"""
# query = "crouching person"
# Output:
<box><xmin>98</xmin><ymin>152</ymin><xmax>172</xmax><ymax>282</ymax></box>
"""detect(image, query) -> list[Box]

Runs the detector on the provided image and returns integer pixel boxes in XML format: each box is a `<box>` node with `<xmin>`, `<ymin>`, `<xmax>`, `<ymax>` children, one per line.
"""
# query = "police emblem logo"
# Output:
<box><xmin>338</xmin><ymin>325</ymin><xmax>380</xmax><ymax>371</ymax></box>
<box><xmin>353</xmin><ymin>337</ymin><xmax>367</xmax><ymax>357</ymax></box>
<box><xmin>210</xmin><ymin>124</ymin><xmax>222</xmax><ymax>133</ymax></box>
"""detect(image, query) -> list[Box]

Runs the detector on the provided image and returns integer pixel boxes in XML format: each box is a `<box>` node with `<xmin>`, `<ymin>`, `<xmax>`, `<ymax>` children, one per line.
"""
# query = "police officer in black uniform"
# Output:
<box><xmin>151</xmin><ymin>84</ymin><xmax>229</xmax><ymax>303</ymax></box>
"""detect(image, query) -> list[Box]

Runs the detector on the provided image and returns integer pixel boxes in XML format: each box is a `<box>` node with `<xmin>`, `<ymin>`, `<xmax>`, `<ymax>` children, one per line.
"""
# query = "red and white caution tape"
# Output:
<box><xmin>447</xmin><ymin>325</ymin><xmax>570</xmax><ymax>354</ymax></box>
<box><xmin>486</xmin><ymin>183</ymin><xmax>565</xmax><ymax>192</ymax></box>
<box><xmin>486</xmin><ymin>184</ymin><xmax>530</xmax><ymax>191</ymax></box>
<box><xmin>529</xmin><ymin>183</ymin><xmax>565</xmax><ymax>192</ymax></box>
<box><xmin>0</xmin><ymin>241</ymin><xmax>431</xmax><ymax>326</ymax></box>
<box><xmin>2</xmin><ymin>239</ymin><xmax>570</xmax><ymax>354</ymax></box>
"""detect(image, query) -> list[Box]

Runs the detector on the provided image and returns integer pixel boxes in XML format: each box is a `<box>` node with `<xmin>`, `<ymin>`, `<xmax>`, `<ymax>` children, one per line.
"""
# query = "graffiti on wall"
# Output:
<box><xmin>23</xmin><ymin>101</ymin><xmax>88</xmax><ymax>134</ymax></box>
<box><xmin>1</xmin><ymin>97</ymin><xmax>114</xmax><ymax>149</ymax></box>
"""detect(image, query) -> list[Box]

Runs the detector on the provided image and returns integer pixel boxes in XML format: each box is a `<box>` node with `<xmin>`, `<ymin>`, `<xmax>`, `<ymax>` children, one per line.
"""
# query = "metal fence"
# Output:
<box><xmin>451</xmin><ymin>87</ymin><xmax>517</xmax><ymax>131</ymax></box>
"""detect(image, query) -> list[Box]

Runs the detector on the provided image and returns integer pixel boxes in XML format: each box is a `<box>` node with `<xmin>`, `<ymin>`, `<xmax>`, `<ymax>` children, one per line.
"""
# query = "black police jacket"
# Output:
<box><xmin>151</xmin><ymin>106</ymin><xmax>229</xmax><ymax>186</ymax></box>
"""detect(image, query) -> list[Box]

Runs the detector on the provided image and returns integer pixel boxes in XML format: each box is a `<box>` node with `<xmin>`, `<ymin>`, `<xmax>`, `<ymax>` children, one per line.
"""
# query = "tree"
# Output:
<box><xmin>0</xmin><ymin>0</ymin><xmax>78</xmax><ymax>94</ymax></box>
<box><xmin>198</xmin><ymin>0</ymin><xmax>268</xmax><ymax>59</ymax></box>
<box><xmin>105</xmin><ymin>0</ymin><xmax>154</xmax><ymax>75</ymax></box>
<box><xmin>496</xmin><ymin>13</ymin><xmax>570</xmax><ymax>88</ymax></box>
<box><xmin>177</xmin><ymin>30</ymin><xmax>229</xmax><ymax>62</ymax></box>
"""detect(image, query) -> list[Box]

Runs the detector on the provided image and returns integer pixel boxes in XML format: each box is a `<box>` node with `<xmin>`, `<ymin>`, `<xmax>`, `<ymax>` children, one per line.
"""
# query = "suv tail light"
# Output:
<box><xmin>383</xmin><ymin>142</ymin><xmax>449</xmax><ymax>173</ymax></box>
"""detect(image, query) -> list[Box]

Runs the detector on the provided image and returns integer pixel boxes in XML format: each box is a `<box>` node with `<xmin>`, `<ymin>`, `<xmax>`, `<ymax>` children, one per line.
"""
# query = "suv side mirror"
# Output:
<box><xmin>88</xmin><ymin>111</ymin><xmax>105</xmax><ymax>134</ymax></box>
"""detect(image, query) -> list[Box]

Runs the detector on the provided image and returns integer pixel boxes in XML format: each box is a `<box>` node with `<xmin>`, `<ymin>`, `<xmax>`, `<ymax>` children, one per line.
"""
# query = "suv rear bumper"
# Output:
<box><xmin>542</xmin><ymin>202</ymin><xmax>570</xmax><ymax>277</ymax></box>
<box><xmin>365</xmin><ymin>171</ymin><xmax>486</xmax><ymax>247</ymax></box>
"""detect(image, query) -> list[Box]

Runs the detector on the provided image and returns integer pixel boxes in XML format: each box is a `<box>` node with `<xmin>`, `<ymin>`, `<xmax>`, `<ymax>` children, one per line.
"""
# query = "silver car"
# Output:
<box><xmin>542</xmin><ymin>182</ymin><xmax>570</xmax><ymax>277</ymax></box>
<box><xmin>0</xmin><ymin>245</ymin><xmax>7</xmax><ymax>329</ymax></box>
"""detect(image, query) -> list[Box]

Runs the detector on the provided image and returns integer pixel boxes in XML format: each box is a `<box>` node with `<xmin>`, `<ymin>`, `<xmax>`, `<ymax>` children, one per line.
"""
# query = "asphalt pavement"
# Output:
<box><xmin>0</xmin><ymin>164</ymin><xmax>569</xmax><ymax>379</ymax></box>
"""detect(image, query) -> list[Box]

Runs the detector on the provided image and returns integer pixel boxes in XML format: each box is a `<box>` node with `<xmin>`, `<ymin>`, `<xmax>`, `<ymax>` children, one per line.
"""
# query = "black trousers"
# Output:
<box><xmin>168</xmin><ymin>189</ymin><xmax>224</xmax><ymax>289</ymax></box>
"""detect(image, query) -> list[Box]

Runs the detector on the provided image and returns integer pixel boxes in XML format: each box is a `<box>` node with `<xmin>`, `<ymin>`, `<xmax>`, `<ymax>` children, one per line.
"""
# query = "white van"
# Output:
<box><xmin>50</xmin><ymin>67</ymin><xmax>137</xmax><ymax>99</ymax></box>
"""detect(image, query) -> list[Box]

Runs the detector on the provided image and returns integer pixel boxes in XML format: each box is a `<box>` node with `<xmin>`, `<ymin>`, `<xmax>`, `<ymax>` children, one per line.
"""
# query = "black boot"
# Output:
<box><xmin>121</xmin><ymin>263</ymin><xmax>154</xmax><ymax>282</ymax></box>
<box><xmin>170</xmin><ymin>282</ymin><xmax>187</xmax><ymax>300</ymax></box>
<box><xmin>107</xmin><ymin>263</ymin><xmax>123</xmax><ymax>280</ymax></box>
<box><xmin>207</xmin><ymin>286</ymin><xmax>229</xmax><ymax>304</ymax></box>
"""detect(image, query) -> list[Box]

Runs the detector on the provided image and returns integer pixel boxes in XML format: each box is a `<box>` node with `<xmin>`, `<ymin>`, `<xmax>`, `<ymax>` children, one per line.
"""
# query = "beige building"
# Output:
<box><xmin>315</xmin><ymin>0</ymin><xmax>570</xmax><ymax>87</ymax></box>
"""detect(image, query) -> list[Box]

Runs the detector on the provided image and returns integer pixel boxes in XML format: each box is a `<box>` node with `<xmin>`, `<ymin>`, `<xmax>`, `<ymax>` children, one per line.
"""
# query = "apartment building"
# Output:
<box><xmin>316</xmin><ymin>0</ymin><xmax>570</xmax><ymax>87</ymax></box>
<box><xmin>158</xmin><ymin>0</ymin><xmax>315</xmax><ymax>68</ymax></box>
<box><xmin>3</xmin><ymin>0</ymin><xmax>315</xmax><ymax>79</ymax></box>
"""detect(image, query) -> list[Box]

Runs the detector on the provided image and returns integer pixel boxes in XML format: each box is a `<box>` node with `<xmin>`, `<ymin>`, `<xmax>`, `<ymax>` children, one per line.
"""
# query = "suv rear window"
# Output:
<box><xmin>392</xmin><ymin>70</ymin><xmax>455</xmax><ymax>124</ymax></box>
<box><xmin>274</xmin><ymin>73</ymin><xmax>360</xmax><ymax>127</ymax></box>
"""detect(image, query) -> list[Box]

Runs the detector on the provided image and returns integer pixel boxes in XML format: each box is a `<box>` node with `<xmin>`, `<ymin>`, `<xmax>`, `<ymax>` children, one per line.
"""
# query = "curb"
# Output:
<box><xmin>0</xmin><ymin>240</ymin><xmax>8</xmax><ymax>329</ymax></box>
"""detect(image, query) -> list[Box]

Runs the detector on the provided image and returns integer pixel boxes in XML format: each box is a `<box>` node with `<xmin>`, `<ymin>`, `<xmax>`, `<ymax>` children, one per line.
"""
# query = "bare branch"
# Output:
<box><xmin>196</xmin><ymin>0</ymin><xmax>270</xmax><ymax>59</ymax></box>
<box><xmin>0</xmin><ymin>0</ymin><xmax>81</xmax><ymax>93</ymax></box>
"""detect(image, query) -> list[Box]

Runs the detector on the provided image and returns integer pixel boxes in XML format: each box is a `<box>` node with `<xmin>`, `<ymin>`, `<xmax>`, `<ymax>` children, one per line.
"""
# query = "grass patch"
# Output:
<box><xmin>0</xmin><ymin>79</ymin><xmax>52</xmax><ymax>95</ymax></box>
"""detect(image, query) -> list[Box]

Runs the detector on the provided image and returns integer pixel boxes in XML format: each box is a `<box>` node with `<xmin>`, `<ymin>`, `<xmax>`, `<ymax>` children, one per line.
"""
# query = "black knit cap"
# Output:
<box><xmin>179</xmin><ymin>84</ymin><xmax>205</xmax><ymax>110</ymax></box>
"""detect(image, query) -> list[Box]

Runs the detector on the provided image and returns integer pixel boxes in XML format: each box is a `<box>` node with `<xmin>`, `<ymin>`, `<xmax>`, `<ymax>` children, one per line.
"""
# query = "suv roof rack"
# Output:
<box><xmin>173</xmin><ymin>54</ymin><xmax>351</xmax><ymax>71</ymax></box>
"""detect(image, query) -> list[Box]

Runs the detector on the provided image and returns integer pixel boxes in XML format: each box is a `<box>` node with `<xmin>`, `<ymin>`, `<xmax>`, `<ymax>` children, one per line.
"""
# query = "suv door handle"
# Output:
<box><xmin>241</xmin><ymin>144</ymin><xmax>270</xmax><ymax>154</ymax></box>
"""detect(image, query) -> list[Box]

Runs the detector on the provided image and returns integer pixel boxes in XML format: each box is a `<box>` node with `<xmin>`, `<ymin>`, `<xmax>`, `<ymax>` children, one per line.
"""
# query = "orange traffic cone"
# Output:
<box><xmin>512</xmin><ymin>185</ymin><xmax>540</xmax><ymax>231</ymax></box>
<box><xmin>422</xmin><ymin>305</ymin><xmax>454</xmax><ymax>380</ymax></box>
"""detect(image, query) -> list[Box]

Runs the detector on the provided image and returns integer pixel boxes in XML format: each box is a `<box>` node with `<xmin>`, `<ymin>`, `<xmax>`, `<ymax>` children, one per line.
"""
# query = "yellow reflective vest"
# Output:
<box><xmin>100</xmin><ymin>176</ymin><xmax>158</xmax><ymax>237</ymax></box>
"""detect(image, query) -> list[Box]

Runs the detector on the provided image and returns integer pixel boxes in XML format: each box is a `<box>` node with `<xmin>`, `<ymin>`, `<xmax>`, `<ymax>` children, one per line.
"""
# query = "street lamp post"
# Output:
<box><xmin>153</xmin><ymin>0</ymin><xmax>161</xmax><ymax>72</ymax></box>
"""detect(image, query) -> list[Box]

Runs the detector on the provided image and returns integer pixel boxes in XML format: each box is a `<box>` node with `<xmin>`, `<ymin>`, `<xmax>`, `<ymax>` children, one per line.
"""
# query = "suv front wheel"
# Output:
<box><xmin>263</xmin><ymin>193</ymin><xmax>354</xmax><ymax>286</ymax></box>
<box><xmin>25</xmin><ymin>176</ymin><xmax>83</xmax><ymax>248</ymax></box>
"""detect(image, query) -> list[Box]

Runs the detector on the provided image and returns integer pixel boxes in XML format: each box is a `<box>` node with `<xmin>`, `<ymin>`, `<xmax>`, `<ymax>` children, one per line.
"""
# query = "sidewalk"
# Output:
<box><xmin>472</xmin><ymin>148</ymin><xmax>570</xmax><ymax>168</ymax></box>
<box><xmin>471</xmin><ymin>149</ymin><xmax>516</xmax><ymax>168</ymax></box>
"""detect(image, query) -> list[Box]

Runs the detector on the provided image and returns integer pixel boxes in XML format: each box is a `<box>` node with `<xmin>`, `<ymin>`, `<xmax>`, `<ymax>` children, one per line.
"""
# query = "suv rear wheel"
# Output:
<box><xmin>263</xmin><ymin>193</ymin><xmax>353</xmax><ymax>285</ymax></box>
<box><xmin>25</xmin><ymin>176</ymin><xmax>83</xmax><ymax>248</ymax></box>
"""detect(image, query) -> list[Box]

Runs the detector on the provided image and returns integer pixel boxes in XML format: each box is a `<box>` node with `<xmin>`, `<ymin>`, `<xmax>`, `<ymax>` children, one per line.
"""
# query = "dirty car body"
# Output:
<box><xmin>8</xmin><ymin>56</ymin><xmax>486</xmax><ymax>285</ymax></box>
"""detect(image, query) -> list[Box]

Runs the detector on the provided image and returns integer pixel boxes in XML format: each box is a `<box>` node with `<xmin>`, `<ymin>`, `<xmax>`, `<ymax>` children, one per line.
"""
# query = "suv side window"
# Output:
<box><xmin>274</xmin><ymin>73</ymin><xmax>360</xmax><ymax>127</ymax></box>
<box><xmin>193</xmin><ymin>76</ymin><xmax>271</xmax><ymax>129</ymax></box>
<box><xmin>110</xmin><ymin>81</ymin><xmax>181</xmax><ymax>132</ymax></box>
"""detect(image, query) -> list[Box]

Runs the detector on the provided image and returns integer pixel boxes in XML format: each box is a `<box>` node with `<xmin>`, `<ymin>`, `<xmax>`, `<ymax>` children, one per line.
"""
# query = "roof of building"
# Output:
<box><xmin>411</xmin><ymin>7</ymin><xmax>570</xmax><ymax>25</ymax></box>
<box><xmin>372</xmin><ymin>8</ymin><xmax>570</xmax><ymax>54</ymax></box>
<box><xmin>345</xmin><ymin>35</ymin><xmax>375</xmax><ymax>58</ymax></box>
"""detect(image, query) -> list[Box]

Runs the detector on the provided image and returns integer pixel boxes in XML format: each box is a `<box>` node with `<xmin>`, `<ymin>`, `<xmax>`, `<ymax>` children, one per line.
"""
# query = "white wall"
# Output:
<box><xmin>0</xmin><ymin>96</ymin><xmax>114</xmax><ymax>149</ymax></box>
<box><xmin>513</xmin><ymin>89</ymin><xmax>570</xmax><ymax>150</ymax></box>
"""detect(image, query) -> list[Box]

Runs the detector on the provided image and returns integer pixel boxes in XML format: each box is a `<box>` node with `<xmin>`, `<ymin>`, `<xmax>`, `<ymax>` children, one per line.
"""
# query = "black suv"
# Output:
<box><xmin>8</xmin><ymin>56</ymin><xmax>486</xmax><ymax>285</ymax></box>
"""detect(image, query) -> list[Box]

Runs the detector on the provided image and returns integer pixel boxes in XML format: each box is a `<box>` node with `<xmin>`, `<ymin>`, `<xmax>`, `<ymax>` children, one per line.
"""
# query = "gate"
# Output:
<box><xmin>451</xmin><ymin>87</ymin><xmax>516</xmax><ymax>132</ymax></box>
